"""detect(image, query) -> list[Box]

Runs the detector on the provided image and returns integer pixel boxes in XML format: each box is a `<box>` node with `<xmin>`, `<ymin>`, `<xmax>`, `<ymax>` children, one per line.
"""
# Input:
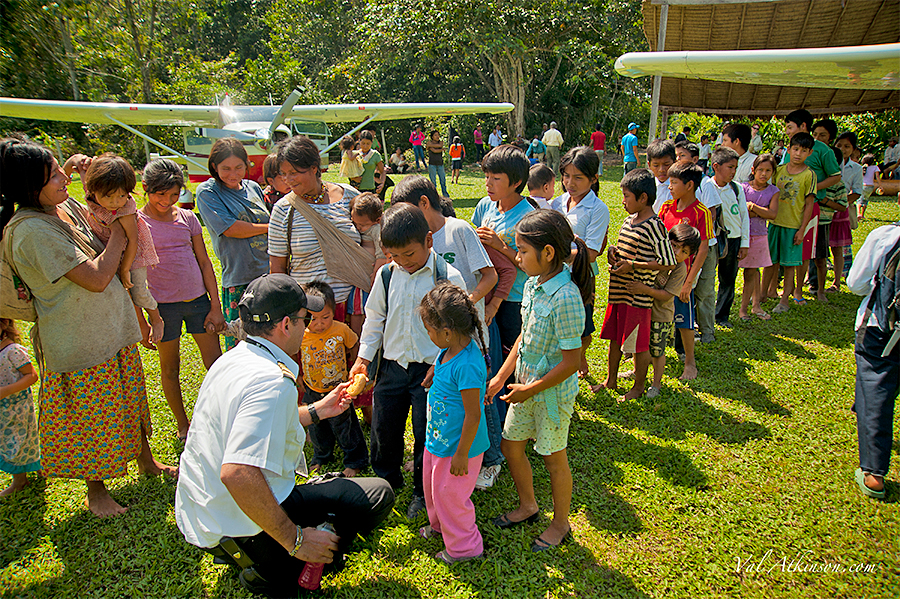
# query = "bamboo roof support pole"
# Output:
<box><xmin>649</xmin><ymin>2</ymin><xmax>669</xmax><ymax>142</ymax></box>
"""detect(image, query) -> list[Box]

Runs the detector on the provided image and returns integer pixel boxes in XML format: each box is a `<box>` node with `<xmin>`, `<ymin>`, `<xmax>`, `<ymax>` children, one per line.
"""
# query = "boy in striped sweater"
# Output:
<box><xmin>599</xmin><ymin>168</ymin><xmax>677</xmax><ymax>399</ymax></box>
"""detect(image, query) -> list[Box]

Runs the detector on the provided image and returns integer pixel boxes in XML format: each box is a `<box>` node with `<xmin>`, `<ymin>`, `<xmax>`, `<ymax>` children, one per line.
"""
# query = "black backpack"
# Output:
<box><xmin>862</xmin><ymin>222</ymin><xmax>900</xmax><ymax>357</ymax></box>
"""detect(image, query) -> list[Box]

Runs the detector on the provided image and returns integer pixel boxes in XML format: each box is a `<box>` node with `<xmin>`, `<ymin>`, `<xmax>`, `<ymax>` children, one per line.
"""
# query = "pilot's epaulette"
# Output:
<box><xmin>276</xmin><ymin>361</ymin><xmax>297</xmax><ymax>385</ymax></box>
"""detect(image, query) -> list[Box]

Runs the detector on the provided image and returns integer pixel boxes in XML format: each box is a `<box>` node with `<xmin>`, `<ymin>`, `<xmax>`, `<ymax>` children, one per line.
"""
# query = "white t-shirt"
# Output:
<box><xmin>175</xmin><ymin>336</ymin><xmax>306</xmax><ymax>548</ymax></box>
<box><xmin>735</xmin><ymin>151</ymin><xmax>757</xmax><ymax>185</ymax></box>
<box><xmin>698</xmin><ymin>176</ymin><xmax>724</xmax><ymax>247</ymax></box>
<box><xmin>652</xmin><ymin>177</ymin><xmax>672</xmax><ymax>214</ymax></box>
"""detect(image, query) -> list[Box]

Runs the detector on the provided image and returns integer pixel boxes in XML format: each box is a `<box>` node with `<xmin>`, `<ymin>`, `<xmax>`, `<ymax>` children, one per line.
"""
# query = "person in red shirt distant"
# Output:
<box><xmin>410</xmin><ymin>125</ymin><xmax>426</xmax><ymax>170</ymax></box>
<box><xmin>590</xmin><ymin>124</ymin><xmax>606</xmax><ymax>177</ymax></box>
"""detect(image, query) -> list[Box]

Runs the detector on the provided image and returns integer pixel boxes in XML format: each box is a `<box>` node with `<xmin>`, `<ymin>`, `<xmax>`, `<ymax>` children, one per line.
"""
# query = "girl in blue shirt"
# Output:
<box><xmin>419</xmin><ymin>281</ymin><xmax>490</xmax><ymax>564</ymax></box>
<box><xmin>418</xmin><ymin>282</ymin><xmax>489</xmax><ymax>564</ymax></box>
<box><xmin>488</xmin><ymin>210</ymin><xmax>592</xmax><ymax>552</ymax></box>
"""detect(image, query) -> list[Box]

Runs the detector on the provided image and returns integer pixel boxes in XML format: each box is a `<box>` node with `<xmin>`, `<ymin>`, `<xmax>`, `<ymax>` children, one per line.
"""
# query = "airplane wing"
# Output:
<box><xmin>1</xmin><ymin>97</ymin><xmax>514</xmax><ymax>128</ymax></box>
<box><xmin>0</xmin><ymin>97</ymin><xmax>221</xmax><ymax>127</ymax></box>
<box><xmin>286</xmin><ymin>102</ymin><xmax>514</xmax><ymax>123</ymax></box>
<box><xmin>614</xmin><ymin>43</ymin><xmax>900</xmax><ymax>90</ymax></box>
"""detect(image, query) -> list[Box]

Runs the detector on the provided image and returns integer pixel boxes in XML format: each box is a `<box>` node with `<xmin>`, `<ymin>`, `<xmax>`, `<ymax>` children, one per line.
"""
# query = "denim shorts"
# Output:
<box><xmin>158</xmin><ymin>294</ymin><xmax>211</xmax><ymax>342</ymax></box>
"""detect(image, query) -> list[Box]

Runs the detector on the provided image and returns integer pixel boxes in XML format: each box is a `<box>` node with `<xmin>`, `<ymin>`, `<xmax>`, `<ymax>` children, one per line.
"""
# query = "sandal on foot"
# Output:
<box><xmin>791</xmin><ymin>297</ymin><xmax>807</xmax><ymax>306</ymax></box>
<box><xmin>419</xmin><ymin>525</ymin><xmax>441</xmax><ymax>539</ymax></box>
<box><xmin>530</xmin><ymin>531</ymin><xmax>571</xmax><ymax>553</ymax></box>
<box><xmin>855</xmin><ymin>468</ymin><xmax>885</xmax><ymax>499</ymax></box>
<box><xmin>493</xmin><ymin>511</ymin><xmax>539</xmax><ymax>529</ymax></box>
<box><xmin>752</xmin><ymin>311</ymin><xmax>772</xmax><ymax>321</ymax></box>
<box><xmin>435</xmin><ymin>550</ymin><xmax>483</xmax><ymax>564</ymax></box>
<box><xmin>772</xmin><ymin>304</ymin><xmax>790</xmax><ymax>314</ymax></box>
<box><xmin>739</xmin><ymin>315</ymin><xmax>752</xmax><ymax>322</ymax></box>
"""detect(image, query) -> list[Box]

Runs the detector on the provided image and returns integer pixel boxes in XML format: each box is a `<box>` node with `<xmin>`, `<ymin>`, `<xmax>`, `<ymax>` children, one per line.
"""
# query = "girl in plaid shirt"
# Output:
<box><xmin>487</xmin><ymin>210</ymin><xmax>592</xmax><ymax>552</ymax></box>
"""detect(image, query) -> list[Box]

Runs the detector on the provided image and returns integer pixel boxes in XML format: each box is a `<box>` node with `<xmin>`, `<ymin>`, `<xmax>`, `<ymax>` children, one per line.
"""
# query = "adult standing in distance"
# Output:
<box><xmin>473</xmin><ymin>125</ymin><xmax>485</xmax><ymax>165</ymax></box>
<box><xmin>749</xmin><ymin>123</ymin><xmax>764</xmax><ymax>154</ymax></box>
<box><xmin>175</xmin><ymin>274</ymin><xmax>394</xmax><ymax>597</ymax></box>
<box><xmin>489</xmin><ymin>125</ymin><xmax>504</xmax><ymax>150</ymax></box>
<box><xmin>621</xmin><ymin>123</ymin><xmax>640</xmax><ymax>175</ymax></box>
<box><xmin>590</xmin><ymin>124</ymin><xmax>606</xmax><ymax>177</ymax></box>
<box><xmin>542</xmin><ymin>121</ymin><xmax>564</xmax><ymax>176</ymax></box>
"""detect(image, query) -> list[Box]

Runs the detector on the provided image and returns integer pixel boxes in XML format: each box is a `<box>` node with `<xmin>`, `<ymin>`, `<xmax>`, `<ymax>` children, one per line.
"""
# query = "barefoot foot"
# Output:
<box><xmin>342</xmin><ymin>467</ymin><xmax>362</xmax><ymax>478</ymax></box>
<box><xmin>86</xmin><ymin>481</ymin><xmax>127</xmax><ymax>518</ymax></box>
<box><xmin>0</xmin><ymin>474</ymin><xmax>28</xmax><ymax>498</ymax></box>
<box><xmin>137</xmin><ymin>455</ymin><xmax>178</xmax><ymax>478</ymax></box>
<box><xmin>679</xmin><ymin>364</ymin><xmax>698</xmax><ymax>381</ymax></box>
<box><xmin>622</xmin><ymin>385</ymin><xmax>644</xmax><ymax>401</ymax></box>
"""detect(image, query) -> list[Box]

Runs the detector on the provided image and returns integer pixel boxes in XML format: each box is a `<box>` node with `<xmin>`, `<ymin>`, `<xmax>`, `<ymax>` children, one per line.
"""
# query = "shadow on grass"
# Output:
<box><xmin>32</xmin><ymin>475</ymin><xmax>203</xmax><ymax>597</ymax></box>
<box><xmin>0</xmin><ymin>474</ymin><xmax>48</xmax><ymax>571</ymax></box>
<box><xmin>600</xmin><ymin>384</ymin><xmax>770</xmax><ymax>445</ymax></box>
<box><xmin>688</xmin><ymin>323</ymin><xmax>805</xmax><ymax>416</ymax></box>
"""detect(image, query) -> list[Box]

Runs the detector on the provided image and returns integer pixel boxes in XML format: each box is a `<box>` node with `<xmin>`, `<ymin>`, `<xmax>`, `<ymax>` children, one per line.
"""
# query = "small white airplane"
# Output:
<box><xmin>0</xmin><ymin>91</ymin><xmax>514</xmax><ymax>182</ymax></box>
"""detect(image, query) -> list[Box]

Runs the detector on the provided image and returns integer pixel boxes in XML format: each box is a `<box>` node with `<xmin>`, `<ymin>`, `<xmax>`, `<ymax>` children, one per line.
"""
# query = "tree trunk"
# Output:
<box><xmin>123</xmin><ymin>0</ymin><xmax>154</xmax><ymax>103</ymax></box>
<box><xmin>57</xmin><ymin>16</ymin><xmax>80</xmax><ymax>101</ymax></box>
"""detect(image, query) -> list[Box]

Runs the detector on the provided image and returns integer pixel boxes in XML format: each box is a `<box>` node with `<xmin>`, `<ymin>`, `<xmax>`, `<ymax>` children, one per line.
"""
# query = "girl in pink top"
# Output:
<box><xmin>858</xmin><ymin>154</ymin><xmax>881</xmax><ymax>221</ymax></box>
<box><xmin>138</xmin><ymin>159</ymin><xmax>225</xmax><ymax>442</ymax></box>
<box><xmin>410</xmin><ymin>125</ymin><xmax>426</xmax><ymax>170</ymax></box>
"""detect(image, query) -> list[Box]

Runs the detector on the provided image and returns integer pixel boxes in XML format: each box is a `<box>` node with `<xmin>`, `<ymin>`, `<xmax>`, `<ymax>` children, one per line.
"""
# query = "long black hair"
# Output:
<box><xmin>515</xmin><ymin>209</ymin><xmax>594</xmax><ymax>304</ymax></box>
<box><xmin>0</xmin><ymin>136</ymin><xmax>56</xmax><ymax>235</ymax></box>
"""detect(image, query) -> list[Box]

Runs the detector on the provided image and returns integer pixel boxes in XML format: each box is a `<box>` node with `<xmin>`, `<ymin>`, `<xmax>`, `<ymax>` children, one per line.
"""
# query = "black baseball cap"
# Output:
<box><xmin>238</xmin><ymin>274</ymin><xmax>324</xmax><ymax>323</ymax></box>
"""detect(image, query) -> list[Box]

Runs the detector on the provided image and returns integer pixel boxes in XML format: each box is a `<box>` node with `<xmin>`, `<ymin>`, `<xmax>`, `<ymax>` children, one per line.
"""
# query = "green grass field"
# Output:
<box><xmin>1</xmin><ymin>166</ymin><xmax>899</xmax><ymax>598</ymax></box>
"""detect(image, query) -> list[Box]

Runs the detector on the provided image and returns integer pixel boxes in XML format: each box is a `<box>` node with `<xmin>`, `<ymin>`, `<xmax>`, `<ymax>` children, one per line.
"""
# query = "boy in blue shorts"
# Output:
<box><xmin>764</xmin><ymin>132</ymin><xmax>817</xmax><ymax>314</ymax></box>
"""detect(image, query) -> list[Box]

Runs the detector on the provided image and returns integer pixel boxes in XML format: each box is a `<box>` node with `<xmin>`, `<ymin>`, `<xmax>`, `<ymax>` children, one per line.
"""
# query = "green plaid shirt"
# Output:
<box><xmin>516</xmin><ymin>268</ymin><xmax>585</xmax><ymax>424</ymax></box>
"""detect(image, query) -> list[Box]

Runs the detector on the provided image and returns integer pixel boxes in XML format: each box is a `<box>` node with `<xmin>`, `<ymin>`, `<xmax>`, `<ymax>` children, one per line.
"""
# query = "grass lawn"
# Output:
<box><xmin>1</xmin><ymin>165</ymin><xmax>899</xmax><ymax>598</ymax></box>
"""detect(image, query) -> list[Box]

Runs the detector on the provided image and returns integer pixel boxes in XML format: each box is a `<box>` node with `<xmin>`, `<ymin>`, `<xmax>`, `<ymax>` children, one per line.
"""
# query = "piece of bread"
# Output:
<box><xmin>347</xmin><ymin>373</ymin><xmax>368</xmax><ymax>396</ymax></box>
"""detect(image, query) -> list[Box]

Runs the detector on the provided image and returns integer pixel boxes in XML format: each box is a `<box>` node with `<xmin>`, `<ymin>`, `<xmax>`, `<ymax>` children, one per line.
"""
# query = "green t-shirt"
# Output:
<box><xmin>359</xmin><ymin>149</ymin><xmax>382</xmax><ymax>191</ymax></box>
<box><xmin>773</xmin><ymin>165</ymin><xmax>817</xmax><ymax>230</ymax></box>
<box><xmin>781</xmin><ymin>140</ymin><xmax>841</xmax><ymax>200</ymax></box>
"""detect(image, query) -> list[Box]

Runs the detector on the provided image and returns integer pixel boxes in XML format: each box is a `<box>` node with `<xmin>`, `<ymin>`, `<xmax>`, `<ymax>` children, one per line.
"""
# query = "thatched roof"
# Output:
<box><xmin>641</xmin><ymin>0</ymin><xmax>900</xmax><ymax>115</ymax></box>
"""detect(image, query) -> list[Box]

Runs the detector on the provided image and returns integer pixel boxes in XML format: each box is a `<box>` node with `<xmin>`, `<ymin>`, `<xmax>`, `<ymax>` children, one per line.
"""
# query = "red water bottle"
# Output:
<box><xmin>298</xmin><ymin>522</ymin><xmax>336</xmax><ymax>591</ymax></box>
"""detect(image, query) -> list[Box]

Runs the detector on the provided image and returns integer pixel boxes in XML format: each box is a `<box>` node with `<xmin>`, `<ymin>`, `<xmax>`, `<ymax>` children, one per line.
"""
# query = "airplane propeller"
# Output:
<box><xmin>198</xmin><ymin>89</ymin><xmax>304</xmax><ymax>151</ymax></box>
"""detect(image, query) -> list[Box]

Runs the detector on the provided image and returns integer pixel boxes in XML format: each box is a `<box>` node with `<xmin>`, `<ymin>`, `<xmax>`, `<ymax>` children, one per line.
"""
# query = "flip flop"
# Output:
<box><xmin>791</xmin><ymin>297</ymin><xmax>808</xmax><ymax>306</ymax></box>
<box><xmin>772</xmin><ymin>304</ymin><xmax>789</xmax><ymax>314</ymax></box>
<box><xmin>530</xmin><ymin>530</ymin><xmax>571</xmax><ymax>553</ymax></box>
<box><xmin>752</xmin><ymin>311</ymin><xmax>772</xmax><ymax>321</ymax></box>
<box><xmin>493</xmin><ymin>511</ymin><xmax>539</xmax><ymax>529</ymax></box>
<box><xmin>855</xmin><ymin>468</ymin><xmax>886</xmax><ymax>499</ymax></box>
<box><xmin>739</xmin><ymin>315</ymin><xmax>752</xmax><ymax>322</ymax></box>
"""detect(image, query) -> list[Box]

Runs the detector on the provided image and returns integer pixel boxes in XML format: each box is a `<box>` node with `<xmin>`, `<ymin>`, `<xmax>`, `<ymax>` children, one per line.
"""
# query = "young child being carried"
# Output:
<box><xmin>300</xmin><ymin>280</ymin><xmax>369</xmax><ymax>477</ymax></box>
<box><xmin>0</xmin><ymin>318</ymin><xmax>40</xmax><ymax>497</ymax></box>
<box><xmin>739</xmin><ymin>154</ymin><xmax>779</xmax><ymax>321</ymax></box>
<box><xmin>261</xmin><ymin>153</ymin><xmax>291</xmax><ymax>213</ymax></box>
<box><xmin>417</xmin><ymin>282</ymin><xmax>490</xmax><ymax>564</ymax></box>
<box><xmin>625</xmin><ymin>225</ymin><xmax>700</xmax><ymax>397</ymax></box>
<box><xmin>339</xmin><ymin>134</ymin><xmax>365</xmax><ymax>188</ymax></box>
<box><xmin>526</xmin><ymin>163</ymin><xmax>555</xmax><ymax>209</ymax></box>
<box><xmin>83</xmin><ymin>153</ymin><xmax>163</xmax><ymax>344</ymax></box>
<box><xmin>488</xmin><ymin>210</ymin><xmax>593</xmax><ymax>552</ymax></box>
<box><xmin>602</xmin><ymin>169</ymin><xmax>677</xmax><ymax>396</ymax></box>
<box><xmin>763</xmin><ymin>133</ymin><xmax>817</xmax><ymax>314</ymax></box>
<box><xmin>349</xmin><ymin>203</ymin><xmax>467</xmax><ymax>520</ymax></box>
<box><xmin>658</xmin><ymin>162</ymin><xmax>712</xmax><ymax>381</ymax></box>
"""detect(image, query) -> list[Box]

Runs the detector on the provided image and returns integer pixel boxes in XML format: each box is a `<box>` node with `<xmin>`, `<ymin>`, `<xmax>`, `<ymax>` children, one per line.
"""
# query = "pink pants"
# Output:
<box><xmin>423</xmin><ymin>449</ymin><xmax>484</xmax><ymax>558</ymax></box>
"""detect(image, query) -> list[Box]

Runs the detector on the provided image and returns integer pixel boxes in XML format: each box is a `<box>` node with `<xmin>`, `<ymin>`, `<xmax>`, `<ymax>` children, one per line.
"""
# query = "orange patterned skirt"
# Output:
<box><xmin>39</xmin><ymin>344</ymin><xmax>151</xmax><ymax>480</ymax></box>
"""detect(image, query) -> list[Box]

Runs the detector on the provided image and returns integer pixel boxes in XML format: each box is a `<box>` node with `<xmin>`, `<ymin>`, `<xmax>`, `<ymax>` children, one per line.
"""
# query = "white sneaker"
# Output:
<box><xmin>474</xmin><ymin>464</ymin><xmax>501</xmax><ymax>490</ymax></box>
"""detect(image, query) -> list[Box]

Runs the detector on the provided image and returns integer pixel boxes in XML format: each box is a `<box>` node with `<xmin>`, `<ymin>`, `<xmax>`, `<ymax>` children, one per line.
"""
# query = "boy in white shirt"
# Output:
<box><xmin>647</xmin><ymin>139</ymin><xmax>676</xmax><ymax>213</ymax></box>
<box><xmin>701</xmin><ymin>148</ymin><xmax>750</xmax><ymax>327</ymax></box>
<box><xmin>349</xmin><ymin>203</ymin><xmax>466</xmax><ymax>520</ymax></box>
